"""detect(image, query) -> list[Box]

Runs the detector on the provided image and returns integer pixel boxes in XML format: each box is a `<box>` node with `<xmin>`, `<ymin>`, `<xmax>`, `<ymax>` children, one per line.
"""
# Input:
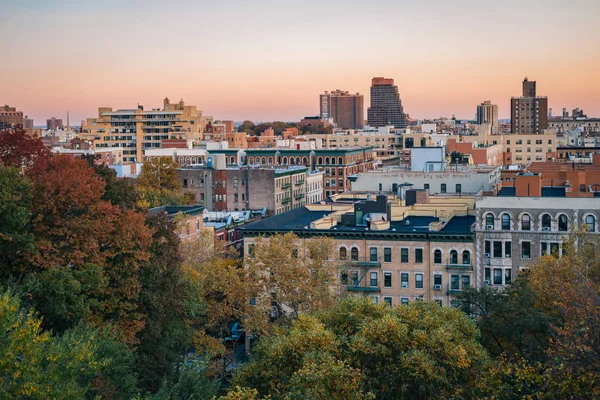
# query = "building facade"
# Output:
<box><xmin>46</xmin><ymin>117</ymin><xmax>63</xmax><ymax>130</ymax></box>
<box><xmin>0</xmin><ymin>104</ymin><xmax>24</xmax><ymax>129</ymax></box>
<box><xmin>82</xmin><ymin>97</ymin><xmax>210</xmax><ymax>163</ymax></box>
<box><xmin>510</xmin><ymin>78</ymin><xmax>549</xmax><ymax>134</ymax></box>
<box><xmin>320</xmin><ymin>90</ymin><xmax>364</xmax><ymax>129</ymax></box>
<box><xmin>367</xmin><ymin>77</ymin><xmax>406</xmax><ymax>128</ymax></box>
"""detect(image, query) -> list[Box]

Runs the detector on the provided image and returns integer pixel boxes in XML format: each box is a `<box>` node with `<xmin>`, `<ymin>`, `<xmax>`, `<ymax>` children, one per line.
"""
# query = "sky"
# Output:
<box><xmin>1</xmin><ymin>0</ymin><xmax>599</xmax><ymax>125</ymax></box>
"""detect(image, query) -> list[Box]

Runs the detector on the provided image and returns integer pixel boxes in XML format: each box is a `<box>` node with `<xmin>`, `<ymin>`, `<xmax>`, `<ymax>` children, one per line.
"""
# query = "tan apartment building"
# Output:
<box><xmin>240</xmin><ymin>192</ymin><xmax>476</xmax><ymax>307</ymax></box>
<box><xmin>320</xmin><ymin>90</ymin><xmax>364</xmax><ymax>129</ymax></box>
<box><xmin>476</xmin><ymin>101</ymin><xmax>498</xmax><ymax>134</ymax></box>
<box><xmin>502</xmin><ymin>132</ymin><xmax>556</xmax><ymax>164</ymax></box>
<box><xmin>81</xmin><ymin>97</ymin><xmax>210</xmax><ymax>163</ymax></box>
<box><xmin>0</xmin><ymin>104</ymin><xmax>24</xmax><ymax>129</ymax></box>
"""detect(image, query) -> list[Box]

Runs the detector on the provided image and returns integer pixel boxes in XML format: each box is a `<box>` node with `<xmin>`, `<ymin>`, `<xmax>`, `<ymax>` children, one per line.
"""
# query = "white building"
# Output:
<box><xmin>306</xmin><ymin>170</ymin><xmax>324</xmax><ymax>204</ymax></box>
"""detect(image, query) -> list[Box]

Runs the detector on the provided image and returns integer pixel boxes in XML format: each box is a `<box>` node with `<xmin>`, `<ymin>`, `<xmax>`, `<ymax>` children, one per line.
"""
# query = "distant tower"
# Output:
<box><xmin>367</xmin><ymin>77</ymin><xmax>406</xmax><ymax>128</ymax></box>
<box><xmin>66</xmin><ymin>110</ymin><xmax>70</xmax><ymax>131</ymax></box>
<box><xmin>476</xmin><ymin>101</ymin><xmax>498</xmax><ymax>134</ymax></box>
<box><xmin>549</xmin><ymin>108</ymin><xmax>552</xmax><ymax>118</ymax></box>
<box><xmin>510</xmin><ymin>77</ymin><xmax>548</xmax><ymax>134</ymax></box>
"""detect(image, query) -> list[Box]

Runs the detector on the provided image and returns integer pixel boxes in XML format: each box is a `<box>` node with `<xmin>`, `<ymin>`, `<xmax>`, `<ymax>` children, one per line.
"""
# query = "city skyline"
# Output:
<box><xmin>1</xmin><ymin>0</ymin><xmax>599</xmax><ymax>124</ymax></box>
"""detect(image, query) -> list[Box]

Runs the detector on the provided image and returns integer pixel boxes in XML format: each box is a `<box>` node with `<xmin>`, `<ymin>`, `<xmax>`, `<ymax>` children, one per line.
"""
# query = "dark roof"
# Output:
<box><xmin>541</xmin><ymin>187</ymin><xmax>566</xmax><ymax>197</ymax></box>
<box><xmin>148</xmin><ymin>205</ymin><xmax>205</xmax><ymax>218</ymax></box>
<box><xmin>497</xmin><ymin>187</ymin><xmax>516</xmax><ymax>196</ymax></box>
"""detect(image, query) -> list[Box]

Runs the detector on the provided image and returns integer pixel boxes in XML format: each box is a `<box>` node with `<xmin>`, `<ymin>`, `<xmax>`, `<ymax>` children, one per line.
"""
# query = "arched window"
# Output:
<box><xmin>303</xmin><ymin>157</ymin><xmax>308</xmax><ymax>164</ymax></box>
<box><xmin>450</xmin><ymin>250</ymin><xmax>458</xmax><ymax>264</ymax></box>
<box><xmin>269</xmin><ymin>157</ymin><xmax>273</xmax><ymax>165</ymax></box>
<box><xmin>558</xmin><ymin>214</ymin><xmax>568</xmax><ymax>232</ymax></box>
<box><xmin>331</xmin><ymin>157</ymin><xmax>336</xmax><ymax>165</ymax></box>
<box><xmin>542</xmin><ymin>214</ymin><xmax>552</xmax><ymax>230</ymax></box>
<box><xmin>283</xmin><ymin>157</ymin><xmax>288</xmax><ymax>165</ymax></box>
<box><xmin>261</xmin><ymin>157</ymin><xmax>266</xmax><ymax>165</ymax></box>
<box><xmin>585</xmin><ymin>215</ymin><xmax>596</xmax><ymax>232</ymax></box>
<box><xmin>318</xmin><ymin>157</ymin><xmax>323</xmax><ymax>164</ymax></box>
<box><xmin>351</xmin><ymin>247</ymin><xmax>359</xmax><ymax>261</ymax></box>
<box><xmin>462</xmin><ymin>250</ymin><xmax>471</xmax><ymax>265</ymax></box>
<box><xmin>231</xmin><ymin>156</ymin><xmax>235</xmax><ymax>164</ymax></box>
<box><xmin>521</xmin><ymin>214</ymin><xmax>531</xmax><ymax>231</ymax></box>
<box><xmin>339</xmin><ymin>247</ymin><xmax>347</xmax><ymax>260</ymax></box>
<box><xmin>325</xmin><ymin>157</ymin><xmax>330</xmax><ymax>164</ymax></box>
<box><xmin>296</xmin><ymin>157</ymin><xmax>301</xmax><ymax>165</ymax></box>
<box><xmin>501</xmin><ymin>214</ymin><xmax>511</xmax><ymax>230</ymax></box>
<box><xmin>248</xmin><ymin>157</ymin><xmax>254</xmax><ymax>164</ymax></box>
<box><xmin>434</xmin><ymin>249</ymin><xmax>442</xmax><ymax>264</ymax></box>
<box><xmin>338</xmin><ymin>157</ymin><xmax>343</xmax><ymax>165</ymax></box>
<box><xmin>485</xmin><ymin>213</ymin><xmax>494</xmax><ymax>228</ymax></box>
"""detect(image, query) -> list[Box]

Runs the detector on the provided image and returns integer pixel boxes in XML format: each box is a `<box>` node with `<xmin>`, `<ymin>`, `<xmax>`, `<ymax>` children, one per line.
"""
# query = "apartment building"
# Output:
<box><xmin>240</xmin><ymin>192</ymin><xmax>476</xmax><ymax>307</ymax></box>
<box><xmin>548</xmin><ymin>117</ymin><xmax>600</xmax><ymax>134</ymax></box>
<box><xmin>476</xmin><ymin>101</ymin><xmax>498</xmax><ymax>134</ymax></box>
<box><xmin>0</xmin><ymin>104</ymin><xmax>24</xmax><ymax>129</ymax></box>
<box><xmin>475</xmin><ymin>171</ymin><xmax>599</xmax><ymax>288</ymax></box>
<box><xmin>148</xmin><ymin>205</ymin><xmax>207</xmax><ymax>241</ymax></box>
<box><xmin>502</xmin><ymin>131</ymin><xmax>557</xmax><ymax>164</ymax></box>
<box><xmin>82</xmin><ymin>97</ymin><xmax>210</xmax><ymax>163</ymax></box>
<box><xmin>306</xmin><ymin>170</ymin><xmax>324</xmax><ymax>204</ymax></box>
<box><xmin>320</xmin><ymin>90</ymin><xmax>364</xmax><ymax>129</ymax></box>
<box><xmin>510</xmin><ymin>78</ymin><xmax>549</xmax><ymax>134</ymax></box>
<box><xmin>367</xmin><ymin>77</ymin><xmax>406</xmax><ymax>128</ymax></box>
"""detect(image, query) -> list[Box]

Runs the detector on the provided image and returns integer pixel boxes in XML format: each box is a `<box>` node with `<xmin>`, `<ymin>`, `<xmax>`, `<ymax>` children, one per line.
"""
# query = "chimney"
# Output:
<box><xmin>515</xmin><ymin>172</ymin><xmax>542</xmax><ymax>197</ymax></box>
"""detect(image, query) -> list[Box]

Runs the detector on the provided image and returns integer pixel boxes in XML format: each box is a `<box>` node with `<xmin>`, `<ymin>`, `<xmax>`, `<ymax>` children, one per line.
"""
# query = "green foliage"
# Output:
<box><xmin>233</xmin><ymin>297</ymin><xmax>490</xmax><ymax>399</ymax></box>
<box><xmin>0</xmin><ymin>166</ymin><xmax>34</xmax><ymax>276</ymax></box>
<box><xmin>84</xmin><ymin>155</ymin><xmax>140</xmax><ymax>210</ymax></box>
<box><xmin>150</xmin><ymin>358</ymin><xmax>220</xmax><ymax>400</ymax></box>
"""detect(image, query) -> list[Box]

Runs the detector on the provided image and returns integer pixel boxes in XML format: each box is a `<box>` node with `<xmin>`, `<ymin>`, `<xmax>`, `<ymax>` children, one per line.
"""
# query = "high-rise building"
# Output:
<box><xmin>367</xmin><ymin>77</ymin><xmax>406</xmax><ymax>128</ymax></box>
<box><xmin>476</xmin><ymin>101</ymin><xmax>498</xmax><ymax>134</ymax></box>
<box><xmin>0</xmin><ymin>105</ymin><xmax>24</xmax><ymax>130</ymax></box>
<box><xmin>320</xmin><ymin>90</ymin><xmax>364</xmax><ymax>129</ymax></box>
<box><xmin>81</xmin><ymin>97</ymin><xmax>211</xmax><ymax>163</ymax></box>
<box><xmin>23</xmin><ymin>117</ymin><xmax>34</xmax><ymax>129</ymax></box>
<box><xmin>47</xmin><ymin>117</ymin><xmax>63</xmax><ymax>130</ymax></box>
<box><xmin>510</xmin><ymin>77</ymin><xmax>548</xmax><ymax>134</ymax></box>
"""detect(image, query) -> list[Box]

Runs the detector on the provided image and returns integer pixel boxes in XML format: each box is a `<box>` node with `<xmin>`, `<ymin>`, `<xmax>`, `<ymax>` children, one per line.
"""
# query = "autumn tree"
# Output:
<box><xmin>84</xmin><ymin>154</ymin><xmax>139</xmax><ymax>210</ymax></box>
<box><xmin>136</xmin><ymin>156</ymin><xmax>189</xmax><ymax>208</ymax></box>
<box><xmin>245</xmin><ymin>233</ymin><xmax>339</xmax><ymax>330</ymax></box>
<box><xmin>0</xmin><ymin>128</ymin><xmax>49</xmax><ymax>169</ymax></box>
<box><xmin>233</xmin><ymin>297</ymin><xmax>490</xmax><ymax>399</ymax></box>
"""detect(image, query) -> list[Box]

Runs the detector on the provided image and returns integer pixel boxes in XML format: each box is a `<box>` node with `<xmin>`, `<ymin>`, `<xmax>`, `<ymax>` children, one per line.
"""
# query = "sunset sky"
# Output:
<box><xmin>1</xmin><ymin>0</ymin><xmax>599</xmax><ymax>125</ymax></box>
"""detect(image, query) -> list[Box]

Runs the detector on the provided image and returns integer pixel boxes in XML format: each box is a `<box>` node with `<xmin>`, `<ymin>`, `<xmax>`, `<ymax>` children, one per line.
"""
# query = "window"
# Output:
<box><xmin>378</xmin><ymin>183</ymin><xmax>382</xmax><ymax>191</ymax></box>
<box><xmin>461</xmin><ymin>275</ymin><xmax>470</xmax><ymax>289</ymax></box>
<box><xmin>415</xmin><ymin>273</ymin><xmax>423</xmax><ymax>289</ymax></box>
<box><xmin>501</xmin><ymin>214</ymin><xmax>511</xmax><ymax>230</ymax></box>
<box><xmin>522</xmin><ymin>242</ymin><xmax>531</xmax><ymax>258</ymax></box>
<box><xmin>370</xmin><ymin>247</ymin><xmax>378</xmax><ymax>262</ymax></box>
<box><xmin>401</xmin><ymin>248</ymin><xmax>409</xmax><ymax>263</ymax></box>
<box><xmin>424</xmin><ymin>183</ymin><xmax>430</xmax><ymax>191</ymax></box>
<box><xmin>384</xmin><ymin>297</ymin><xmax>392</xmax><ymax>306</ymax></box>
<box><xmin>493</xmin><ymin>241</ymin><xmax>502</xmax><ymax>258</ymax></box>
<box><xmin>505</xmin><ymin>241</ymin><xmax>512</xmax><ymax>258</ymax></box>
<box><xmin>462</xmin><ymin>250</ymin><xmax>470</xmax><ymax>265</ymax></box>
<box><xmin>485</xmin><ymin>213</ymin><xmax>494</xmax><ymax>227</ymax></box>
<box><xmin>350</xmin><ymin>271</ymin><xmax>359</xmax><ymax>286</ymax></box>
<box><xmin>585</xmin><ymin>215</ymin><xmax>596</xmax><ymax>232</ymax></box>
<box><xmin>351</xmin><ymin>247</ymin><xmax>358</xmax><ymax>261</ymax></box>
<box><xmin>400</xmin><ymin>298</ymin><xmax>409</xmax><ymax>305</ymax></box>
<box><xmin>384</xmin><ymin>272</ymin><xmax>392</xmax><ymax>287</ymax></box>
<box><xmin>401</xmin><ymin>273</ymin><xmax>409</xmax><ymax>288</ymax></box>
<box><xmin>341</xmin><ymin>272</ymin><xmax>348</xmax><ymax>285</ymax></box>
<box><xmin>450</xmin><ymin>250</ymin><xmax>458</xmax><ymax>264</ymax></box>
<box><xmin>441</xmin><ymin>183</ymin><xmax>447</xmax><ymax>193</ymax></box>
<box><xmin>542</xmin><ymin>214</ymin><xmax>551</xmax><ymax>230</ymax></box>
<box><xmin>521</xmin><ymin>214</ymin><xmax>531</xmax><ymax>231</ymax></box>
<box><xmin>456</xmin><ymin>184</ymin><xmax>462</xmax><ymax>193</ymax></box>
<box><xmin>434</xmin><ymin>274</ymin><xmax>442</xmax><ymax>286</ymax></box>
<box><xmin>485</xmin><ymin>268</ymin><xmax>491</xmax><ymax>283</ymax></box>
<box><xmin>558</xmin><ymin>214</ymin><xmax>568</xmax><ymax>232</ymax></box>
<box><xmin>339</xmin><ymin>247</ymin><xmax>347</xmax><ymax>260</ymax></box>
<box><xmin>485</xmin><ymin>241</ymin><xmax>491</xmax><ymax>255</ymax></box>
<box><xmin>415</xmin><ymin>249</ymin><xmax>423</xmax><ymax>263</ymax></box>
<box><xmin>505</xmin><ymin>269</ymin><xmax>512</xmax><ymax>284</ymax></box>
<box><xmin>493</xmin><ymin>269</ymin><xmax>503</xmax><ymax>285</ymax></box>
<box><xmin>433</xmin><ymin>249</ymin><xmax>442</xmax><ymax>264</ymax></box>
<box><xmin>384</xmin><ymin>247</ymin><xmax>392</xmax><ymax>262</ymax></box>
<box><xmin>450</xmin><ymin>275</ymin><xmax>459</xmax><ymax>290</ymax></box>
<box><xmin>372</xmin><ymin>297</ymin><xmax>378</xmax><ymax>304</ymax></box>
<box><xmin>370</xmin><ymin>272</ymin><xmax>378</xmax><ymax>287</ymax></box>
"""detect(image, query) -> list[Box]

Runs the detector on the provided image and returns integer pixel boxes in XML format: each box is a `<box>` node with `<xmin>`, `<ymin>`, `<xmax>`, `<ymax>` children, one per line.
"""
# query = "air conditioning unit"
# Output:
<box><xmin>486</xmin><ymin>225</ymin><xmax>494</xmax><ymax>230</ymax></box>
<box><xmin>434</xmin><ymin>284</ymin><xmax>442</xmax><ymax>290</ymax></box>
<box><xmin>484</xmin><ymin>253</ymin><xmax>490</xmax><ymax>258</ymax></box>
<box><xmin>484</xmin><ymin>280</ymin><xmax>490</xmax><ymax>285</ymax></box>
<box><xmin>542</xmin><ymin>227</ymin><xmax>551</xmax><ymax>231</ymax></box>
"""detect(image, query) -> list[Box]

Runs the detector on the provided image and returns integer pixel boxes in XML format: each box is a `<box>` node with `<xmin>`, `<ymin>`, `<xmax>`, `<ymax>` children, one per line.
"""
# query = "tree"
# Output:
<box><xmin>237</xmin><ymin>121</ymin><xmax>256</xmax><ymax>134</ymax></box>
<box><xmin>150</xmin><ymin>358</ymin><xmax>220</xmax><ymax>400</ymax></box>
<box><xmin>137</xmin><ymin>156</ymin><xmax>187</xmax><ymax>208</ymax></box>
<box><xmin>233</xmin><ymin>297</ymin><xmax>491</xmax><ymax>399</ymax></box>
<box><xmin>84</xmin><ymin>155</ymin><xmax>139</xmax><ymax>210</ymax></box>
<box><xmin>0</xmin><ymin>128</ymin><xmax>49</xmax><ymax>169</ymax></box>
<box><xmin>0</xmin><ymin>166</ymin><xmax>34</xmax><ymax>277</ymax></box>
<box><xmin>245</xmin><ymin>233</ymin><xmax>339</xmax><ymax>330</ymax></box>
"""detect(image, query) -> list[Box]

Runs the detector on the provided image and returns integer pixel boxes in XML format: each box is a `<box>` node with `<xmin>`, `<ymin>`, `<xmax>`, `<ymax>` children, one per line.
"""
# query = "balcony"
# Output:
<box><xmin>342</xmin><ymin>256</ymin><xmax>382</xmax><ymax>268</ymax></box>
<box><xmin>281</xmin><ymin>197</ymin><xmax>291</xmax><ymax>204</ymax></box>
<box><xmin>446</xmin><ymin>258</ymin><xmax>473</xmax><ymax>271</ymax></box>
<box><xmin>281</xmin><ymin>183</ymin><xmax>292</xmax><ymax>189</ymax></box>
<box><xmin>294</xmin><ymin>193</ymin><xmax>305</xmax><ymax>200</ymax></box>
<box><xmin>346</xmin><ymin>285</ymin><xmax>381</xmax><ymax>293</ymax></box>
<box><xmin>447</xmin><ymin>283</ymin><xmax>470</xmax><ymax>295</ymax></box>
<box><xmin>295</xmin><ymin>179</ymin><xmax>305</xmax><ymax>185</ymax></box>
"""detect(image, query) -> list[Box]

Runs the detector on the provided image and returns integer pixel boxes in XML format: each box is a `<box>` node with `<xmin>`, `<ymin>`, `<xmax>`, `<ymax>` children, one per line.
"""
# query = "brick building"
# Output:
<box><xmin>0</xmin><ymin>104</ymin><xmax>24</xmax><ymax>129</ymax></box>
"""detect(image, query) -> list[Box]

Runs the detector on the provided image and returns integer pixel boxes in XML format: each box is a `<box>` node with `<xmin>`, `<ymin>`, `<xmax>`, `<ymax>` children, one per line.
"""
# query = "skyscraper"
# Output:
<box><xmin>367</xmin><ymin>77</ymin><xmax>405</xmax><ymax>128</ymax></box>
<box><xmin>46</xmin><ymin>117</ymin><xmax>63</xmax><ymax>130</ymax></box>
<box><xmin>476</xmin><ymin>101</ymin><xmax>498</xmax><ymax>134</ymax></box>
<box><xmin>320</xmin><ymin>90</ymin><xmax>364</xmax><ymax>129</ymax></box>
<box><xmin>510</xmin><ymin>77</ymin><xmax>548</xmax><ymax>134</ymax></box>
